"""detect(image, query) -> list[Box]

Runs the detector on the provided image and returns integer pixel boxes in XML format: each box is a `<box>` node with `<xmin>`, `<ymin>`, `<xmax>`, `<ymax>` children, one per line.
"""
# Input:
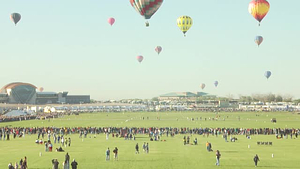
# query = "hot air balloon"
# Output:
<box><xmin>39</xmin><ymin>87</ymin><xmax>44</xmax><ymax>92</ymax></box>
<box><xmin>137</xmin><ymin>55</ymin><xmax>144</xmax><ymax>63</ymax></box>
<box><xmin>130</xmin><ymin>0</ymin><xmax>163</xmax><ymax>27</ymax></box>
<box><xmin>255</xmin><ymin>36</ymin><xmax>263</xmax><ymax>47</ymax></box>
<box><xmin>264</xmin><ymin>71</ymin><xmax>271</xmax><ymax>79</ymax></box>
<box><xmin>214</xmin><ymin>81</ymin><xmax>219</xmax><ymax>87</ymax></box>
<box><xmin>248</xmin><ymin>0</ymin><xmax>270</xmax><ymax>26</ymax></box>
<box><xmin>177</xmin><ymin>16</ymin><xmax>193</xmax><ymax>37</ymax></box>
<box><xmin>155</xmin><ymin>46</ymin><xmax>162</xmax><ymax>55</ymax></box>
<box><xmin>200</xmin><ymin>83</ymin><xmax>206</xmax><ymax>90</ymax></box>
<box><xmin>10</xmin><ymin>13</ymin><xmax>21</xmax><ymax>25</ymax></box>
<box><xmin>108</xmin><ymin>17</ymin><xmax>115</xmax><ymax>26</ymax></box>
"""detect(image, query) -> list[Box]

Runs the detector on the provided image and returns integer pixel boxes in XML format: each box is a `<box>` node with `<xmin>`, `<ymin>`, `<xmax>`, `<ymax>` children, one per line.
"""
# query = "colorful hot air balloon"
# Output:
<box><xmin>264</xmin><ymin>71</ymin><xmax>271</xmax><ymax>79</ymax></box>
<box><xmin>39</xmin><ymin>87</ymin><xmax>44</xmax><ymax>92</ymax></box>
<box><xmin>248</xmin><ymin>0</ymin><xmax>270</xmax><ymax>26</ymax></box>
<box><xmin>130</xmin><ymin>0</ymin><xmax>163</xmax><ymax>27</ymax></box>
<box><xmin>10</xmin><ymin>13</ymin><xmax>21</xmax><ymax>25</ymax></box>
<box><xmin>200</xmin><ymin>83</ymin><xmax>206</xmax><ymax>90</ymax></box>
<box><xmin>155</xmin><ymin>46</ymin><xmax>162</xmax><ymax>55</ymax></box>
<box><xmin>136</xmin><ymin>55</ymin><xmax>144</xmax><ymax>63</ymax></box>
<box><xmin>177</xmin><ymin>16</ymin><xmax>193</xmax><ymax>37</ymax></box>
<box><xmin>214</xmin><ymin>81</ymin><xmax>219</xmax><ymax>87</ymax></box>
<box><xmin>255</xmin><ymin>36</ymin><xmax>263</xmax><ymax>47</ymax></box>
<box><xmin>108</xmin><ymin>17</ymin><xmax>115</xmax><ymax>26</ymax></box>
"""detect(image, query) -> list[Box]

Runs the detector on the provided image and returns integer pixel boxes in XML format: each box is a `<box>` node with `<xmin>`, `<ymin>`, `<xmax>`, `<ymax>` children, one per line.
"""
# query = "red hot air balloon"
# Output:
<box><xmin>155</xmin><ymin>46</ymin><xmax>162</xmax><ymax>55</ymax></box>
<box><xmin>108</xmin><ymin>17</ymin><xmax>115</xmax><ymax>26</ymax></box>
<box><xmin>136</xmin><ymin>55</ymin><xmax>144</xmax><ymax>63</ymax></box>
<box><xmin>248</xmin><ymin>0</ymin><xmax>270</xmax><ymax>26</ymax></box>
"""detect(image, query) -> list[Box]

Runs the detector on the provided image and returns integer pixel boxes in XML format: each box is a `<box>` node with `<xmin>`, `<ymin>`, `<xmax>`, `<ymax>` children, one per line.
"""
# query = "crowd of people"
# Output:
<box><xmin>1</xmin><ymin>126</ymin><xmax>299</xmax><ymax>141</ymax></box>
<box><xmin>8</xmin><ymin>156</ymin><xmax>27</xmax><ymax>169</ymax></box>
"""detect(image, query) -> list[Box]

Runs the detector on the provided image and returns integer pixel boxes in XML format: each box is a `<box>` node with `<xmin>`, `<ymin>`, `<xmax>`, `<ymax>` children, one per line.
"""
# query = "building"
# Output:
<box><xmin>158</xmin><ymin>92</ymin><xmax>215</xmax><ymax>100</ymax></box>
<box><xmin>0</xmin><ymin>82</ymin><xmax>90</xmax><ymax>104</ymax></box>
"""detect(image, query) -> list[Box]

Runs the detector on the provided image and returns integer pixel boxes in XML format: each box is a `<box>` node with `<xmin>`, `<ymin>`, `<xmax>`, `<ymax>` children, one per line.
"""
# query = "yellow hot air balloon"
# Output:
<box><xmin>177</xmin><ymin>16</ymin><xmax>193</xmax><ymax>37</ymax></box>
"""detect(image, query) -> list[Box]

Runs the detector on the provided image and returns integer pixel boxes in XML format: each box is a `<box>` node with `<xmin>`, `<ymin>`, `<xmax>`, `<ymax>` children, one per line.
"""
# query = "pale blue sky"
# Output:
<box><xmin>0</xmin><ymin>0</ymin><xmax>299</xmax><ymax>100</ymax></box>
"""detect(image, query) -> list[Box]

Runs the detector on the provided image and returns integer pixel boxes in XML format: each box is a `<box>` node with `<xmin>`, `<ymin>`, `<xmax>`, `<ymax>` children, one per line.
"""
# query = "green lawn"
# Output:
<box><xmin>0</xmin><ymin>111</ymin><xmax>299</xmax><ymax>169</ymax></box>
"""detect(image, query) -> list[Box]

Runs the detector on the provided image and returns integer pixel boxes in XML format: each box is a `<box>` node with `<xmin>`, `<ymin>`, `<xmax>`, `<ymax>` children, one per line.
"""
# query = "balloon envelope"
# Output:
<box><xmin>255</xmin><ymin>36</ymin><xmax>263</xmax><ymax>46</ymax></box>
<box><xmin>214</xmin><ymin>81</ymin><xmax>219</xmax><ymax>87</ymax></box>
<box><xmin>264</xmin><ymin>71</ymin><xmax>271</xmax><ymax>79</ymax></box>
<box><xmin>155</xmin><ymin>46</ymin><xmax>162</xmax><ymax>55</ymax></box>
<box><xmin>177</xmin><ymin>16</ymin><xmax>193</xmax><ymax>36</ymax></box>
<box><xmin>10</xmin><ymin>13</ymin><xmax>21</xmax><ymax>25</ymax></box>
<box><xmin>130</xmin><ymin>0</ymin><xmax>163</xmax><ymax>20</ymax></box>
<box><xmin>248</xmin><ymin>0</ymin><xmax>270</xmax><ymax>25</ymax></box>
<box><xmin>108</xmin><ymin>17</ymin><xmax>115</xmax><ymax>26</ymax></box>
<box><xmin>200</xmin><ymin>83</ymin><xmax>206</xmax><ymax>90</ymax></box>
<box><xmin>136</xmin><ymin>55</ymin><xmax>144</xmax><ymax>63</ymax></box>
<box><xmin>39</xmin><ymin>87</ymin><xmax>44</xmax><ymax>92</ymax></box>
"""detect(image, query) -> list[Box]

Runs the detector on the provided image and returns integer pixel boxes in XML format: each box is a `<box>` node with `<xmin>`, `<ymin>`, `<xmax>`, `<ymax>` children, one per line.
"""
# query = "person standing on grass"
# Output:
<box><xmin>135</xmin><ymin>143</ymin><xmax>139</xmax><ymax>154</ymax></box>
<box><xmin>22</xmin><ymin>156</ymin><xmax>27</xmax><ymax>169</ymax></box>
<box><xmin>142</xmin><ymin>142</ymin><xmax>146</xmax><ymax>152</ymax></box>
<box><xmin>113</xmin><ymin>147</ymin><xmax>118</xmax><ymax>160</ymax></box>
<box><xmin>71</xmin><ymin>159</ymin><xmax>78</xmax><ymax>169</ymax></box>
<box><xmin>215</xmin><ymin>150</ymin><xmax>221</xmax><ymax>166</ymax></box>
<box><xmin>254</xmin><ymin>154</ymin><xmax>260</xmax><ymax>167</ymax></box>
<box><xmin>61</xmin><ymin>136</ymin><xmax>64</xmax><ymax>147</ymax></box>
<box><xmin>146</xmin><ymin>143</ymin><xmax>149</xmax><ymax>154</ymax></box>
<box><xmin>106</xmin><ymin>148</ymin><xmax>110</xmax><ymax>161</ymax></box>
<box><xmin>15</xmin><ymin>162</ymin><xmax>18</xmax><ymax>169</ymax></box>
<box><xmin>52</xmin><ymin>159</ymin><xmax>59</xmax><ymax>169</ymax></box>
<box><xmin>19</xmin><ymin>159</ymin><xmax>22</xmax><ymax>167</ymax></box>
<box><xmin>68</xmin><ymin>138</ymin><xmax>71</xmax><ymax>147</ymax></box>
<box><xmin>65</xmin><ymin>153</ymin><xmax>70</xmax><ymax>169</ymax></box>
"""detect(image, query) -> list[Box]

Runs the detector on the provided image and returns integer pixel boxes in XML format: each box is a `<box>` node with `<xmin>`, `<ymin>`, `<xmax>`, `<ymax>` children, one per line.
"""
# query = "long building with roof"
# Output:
<box><xmin>0</xmin><ymin>82</ymin><xmax>90</xmax><ymax>104</ymax></box>
<box><xmin>159</xmin><ymin>92</ymin><xmax>216</xmax><ymax>100</ymax></box>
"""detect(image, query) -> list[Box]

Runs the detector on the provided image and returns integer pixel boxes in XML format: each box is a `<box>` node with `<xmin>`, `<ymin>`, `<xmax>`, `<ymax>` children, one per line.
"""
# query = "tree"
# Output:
<box><xmin>275</xmin><ymin>95</ymin><xmax>283</xmax><ymax>102</ymax></box>
<box><xmin>152</xmin><ymin>97</ymin><xmax>159</xmax><ymax>102</ymax></box>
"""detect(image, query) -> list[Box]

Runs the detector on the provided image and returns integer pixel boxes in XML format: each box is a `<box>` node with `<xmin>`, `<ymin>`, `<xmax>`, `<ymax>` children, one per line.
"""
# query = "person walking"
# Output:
<box><xmin>135</xmin><ymin>143</ymin><xmax>139</xmax><ymax>154</ymax></box>
<box><xmin>215</xmin><ymin>150</ymin><xmax>221</xmax><ymax>166</ymax></box>
<box><xmin>71</xmin><ymin>159</ymin><xmax>78</xmax><ymax>169</ymax></box>
<box><xmin>106</xmin><ymin>148</ymin><xmax>110</xmax><ymax>161</ymax></box>
<box><xmin>254</xmin><ymin>154</ymin><xmax>260</xmax><ymax>167</ymax></box>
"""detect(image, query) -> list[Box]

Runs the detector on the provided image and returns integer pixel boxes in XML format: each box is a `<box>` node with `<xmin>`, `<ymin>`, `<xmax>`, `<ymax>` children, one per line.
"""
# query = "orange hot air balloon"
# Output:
<box><xmin>248</xmin><ymin>0</ymin><xmax>270</xmax><ymax>26</ymax></box>
<box><xmin>39</xmin><ymin>87</ymin><xmax>44</xmax><ymax>92</ymax></box>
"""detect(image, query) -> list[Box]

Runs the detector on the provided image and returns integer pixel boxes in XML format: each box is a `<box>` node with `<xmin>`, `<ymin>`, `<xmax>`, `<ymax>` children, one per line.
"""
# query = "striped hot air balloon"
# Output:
<box><xmin>248</xmin><ymin>0</ymin><xmax>270</xmax><ymax>26</ymax></box>
<box><xmin>130</xmin><ymin>0</ymin><xmax>163</xmax><ymax>27</ymax></box>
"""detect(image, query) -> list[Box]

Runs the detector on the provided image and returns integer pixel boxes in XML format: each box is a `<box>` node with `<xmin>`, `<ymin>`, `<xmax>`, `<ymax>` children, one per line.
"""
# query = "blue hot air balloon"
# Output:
<box><xmin>255</xmin><ymin>36</ymin><xmax>263</xmax><ymax>47</ymax></box>
<box><xmin>264</xmin><ymin>71</ymin><xmax>271</xmax><ymax>79</ymax></box>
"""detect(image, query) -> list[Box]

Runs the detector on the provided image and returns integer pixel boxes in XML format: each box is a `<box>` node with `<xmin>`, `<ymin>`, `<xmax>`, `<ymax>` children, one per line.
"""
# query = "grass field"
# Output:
<box><xmin>0</xmin><ymin>111</ymin><xmax>299</xmax><ymax>169</ymax></box>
